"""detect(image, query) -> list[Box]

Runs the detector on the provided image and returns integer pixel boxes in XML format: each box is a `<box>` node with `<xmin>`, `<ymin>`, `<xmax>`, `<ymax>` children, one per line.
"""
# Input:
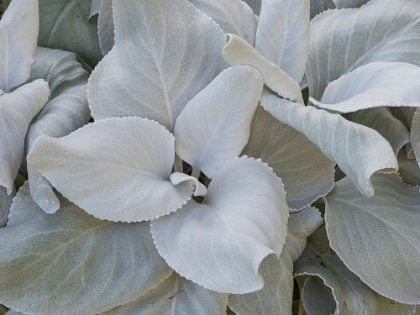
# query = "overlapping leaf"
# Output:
<box><xmin>0</xmin><ymin>186</ymin><xmax>12</xmax><ymax>227</ymax></box>
<box><xmin>307</xmin><ymin>0</ymin><xmax>420</xmax><ymax>100</ymax></box>
<box><xmin>152</xmin><ymin>156</ymin><xmax>289</xmax><ymax>293</ymax></box>
<box><xmin>261</xmin><ymin>90</ymin><xmax>397</xmax><ymax>196</ymax></box>
<box><xmin>175</xmin><ymin>66</ymin><xmax>263</xmax><ymax>178</ymax></box>
<box><xmin>28</xmin><ymin>117</ymin><xmax>195</xmax><ymax>222</ymax></box>
<box><xmin>243</xmin><ymin>106</ymin><xmax>335</xmax><ymax>210</ymax></box>
<box><xmin>88</xmin><ymin>0</ymin><xmax>227</xmax><ymax>131</ymax></box>
<box><xmin>0</xmin><ymin>183</ymin><xmax>171</xmax><ymax>315</ymax></box>
<box><xmin>97</xmin><ymin>0</ymin><xmax>114</xmax><ymax>56</ymax></box>
<box><xmin>325</xmin><ymin>174</ymin><xmax>420</xmax><ymax>304</ymax></box>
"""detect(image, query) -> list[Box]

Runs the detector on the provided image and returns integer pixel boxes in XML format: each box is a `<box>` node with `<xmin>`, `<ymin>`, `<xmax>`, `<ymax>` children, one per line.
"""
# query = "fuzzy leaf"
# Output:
<box><xmin>89</xmin><ymin>0</ymin><xmax>102</xmax><ymax>20</ymax></box>
<box><xmin>398</xmin><ymin>150</ymin><xmax>420</xmax><ymax>186</ymax></box>
<box><xmin>0</xmin><ymin>0</ymin><xmax>38</xmax><ymax>92</ymax></box>
<box><xmin>27</xmin><ymin>117</ymin><xmax>194</xmax><ymax>222</ymax></box>
<box><xmin>261</xmin><ymin>90</ymin><xmax>397</xmax><ymax>196</ymax></box>
<box><xmin>175</xmin><ymin>66</ymin><xmax>263</xmax><ymax>178</ymax></box>
<box><xmin>38</xmin><ymin>0</ymin><xmax>102</xmax><ymax>67</ymax></box>
<box><xmin>223</xmin><ymin>34</ymin><xmax>303</xmax><ymax>103</ymax></box>
<box><xmin>189</xmin><ymin>0</ymin><xmax>258</xmax><ymax>46</ymax></box>
<box><xmin>102</xmin><ymin>273</ymin><xmax>228</xmax><ymax>315</ymax></box>
<box><xmin>229</xmin><ymin>206</ymin><xmax>323</xmax><ymax>315</ymax></box>
<box><xmin>410</xmin><ymin>108</ymin><xmax>420</xmax><ymax>168</ymax></box>
<box><xmin>310</xmin><ymin>0</ymin><xmax>324</xmax><ymax>19</ymax></box>
<box><xmin>88</xmin><ymin>0</ymin><xmax>227</xmax><ymax>131</ymax></box>
<box><xmin>0</xmin><ymin>186</ymin><xmax>12</xmax><ymax>227</ymax></box>
<box><xmin>325</xmin><ymin>174</ymin><xmax>420</xmax><ymax>304</ymax></box>
<box><xmin>257</xmin><ymin>0</ymin><xmax>309</xmax><ymax>83</ymax></box>
<box><xmin>0</xmin><ymin>80</ymin><xmax>49</xmax><ymax>194</ymax></box>
<box><xmin>244</xmin><ymin>0</ymin><xmax>261</xmax><ymax>15</ymax></box>
<box><xmin>311</xmin><ymin>62</ymin><xmax>420</xmax><ymax>113</ymax></box>
<box><xmin>152</xmin><ymin>156</ymin><xmax>289</xmax><ymax>293</ymax></box>
<box><xmin>97</xmin><ymin>0</ymin><xmax>114</xmax><ymax>55</ymax></box>
<box><xmin>332</xmin><ymin>0</ymin><xmax>369</xmax><ymax>8</ymax></box>
<box><xmin>0</xmin><ymin>182</ymin><xmax>171</xmax><ymax>315</ymax></box>
<box><xmin>307</xmin><ymin>0</ymin><xmax>420</xmax><ymax>100</ymax></box>
<box><xmin>244</xmin><ymin>106</ymin><xmax>335</xmax><ymax>210</ymax></box>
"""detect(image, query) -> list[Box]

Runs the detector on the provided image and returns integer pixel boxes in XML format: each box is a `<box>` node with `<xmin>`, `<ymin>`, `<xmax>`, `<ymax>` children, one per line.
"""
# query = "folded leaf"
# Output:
<box><xmin>175</xmin><ymin>66</ymin><xmax>263</xmax><ymax>178</ymax></box>
<box><xmin>97</xmin><ymin>0</ymin><xmax>114</xmax><ymax>55</ymax></box>
<box><xmin>244</xmin><ymin>105</ymin><xmax>335</xmax><ymax>210</ymax></box>
<box><xmin>0</xmin><ymin>182</ymin><xmax>171</xmax><ymax>315</ymax></box>
<box><xmin>38</xmin><ymin>0</ymin><xmax>102</xmax><ymax>66</ymax></box>
<box><xmin>351</xmin><ymin>107</ymin><xmax>410</xmax><ymax>155</ymax></box>
<box><xmin>102</xmin><ymin>273</ymin><xmax>228</xmax><ymax>315</ymax></box>
<box><xmin>0</xmin><ymin>80</ymin><xmax>49</xmax><ymax>194</ymax></box>
<box><xmin>152</xmin><ymin>156</ymin><xmax>289</xmax><ymax>293</ymax></box>
<box><xmin>261</xmin><ymin>90</ymin><xmax>398</xmax><ymax>196</ymax></box>
<box><xmin>229</xmin><ymin>206</ymin><xmax>323</xmax><ymax>315</ymax></box>
<box><xmin>325</xmin><ymin>174</ymin><xmax>420</xmax><ymax>304</ymax></box>
<box><xmin>311</xmin><ymin>62</ymin><xmax>420</xmax><ymax>113</ymax></box>
<box><xmin>223</xmin><ymin>34</ymin><xmax>303</xmax><ymax>103</ymax></box>
<box><xmin>28</xmin><ymin>117</ymin><xmax>194</xmax><ymax>222</ymax></box>
<box><xmin>0</xmin><ymin>0</ymin><xmax>38</xmax><ymax>92</ymax></box>
<box><xmin>257</xmin><ymin>0</ymin><xmax>309</xmax><ymax>83</ymax></box>
<box><xmin>188</xmin><ymin>0</ymin><xmax>258</xmax><ymax>46</ymax></box>
<box><xmin>88</xmin><ymin>0</ymin><xmax>227</xmax><ymax>131</ymax></box>
<box><xmin>398</xmin><ymin>150</ymin><xmax>420</xmax><ymax>186</ymax></box>
<box><xmin>307</xmin><ymin>0</ymin><xmax>420</xmax><ymax>100</ymax></box>
<box><xmin>0</xmin><ymin>186</ymin><xmax>12</xmax><ymax>227</ymax></box>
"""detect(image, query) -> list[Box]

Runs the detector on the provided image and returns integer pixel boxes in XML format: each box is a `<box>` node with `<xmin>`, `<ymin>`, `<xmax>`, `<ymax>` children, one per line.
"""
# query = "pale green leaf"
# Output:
<box><xmin>244</xmin><ymin>105</ymin><xmax>335</xmax><ymax>210</ymax></box>
<box><xmin>0</xmin><ymin>186</ymin><xmax>12</xmax><ymax>227</ymax></box>
<box><xmin>152</xmin><ymin>156</ymin><xmax>289</xmax><ymax>293</ymax></box>
<box><xmin>175</xmin><ymin>66</ymin><xmax>263</xmax><ymax>178</ymax></box>
<box><xmin>332</xmin><ymin>0</ymin><xmax>369</xmax><ymax>8</ymax></box>
<box><xmin>325</xmin><ymin>174</ymin><xmax>420</xmax><ymax>304</ymax></box>
<box><xmin>88</xmin><ymin>0</ymin><xmax>227</xmax><ymax>131</ymax></box>
<box><xmin>97</xmin><ymin>0</ymin><xmax>114</xmax><ymax>55</ymax></box>
<box><xmin>0</xmin><ymin>182</ymin><xmax>171</xmax><ymax>315</ymax></box>
<box><xmin>243</xmin><ymin>0</ymin><xmax>261</xmax><ymax>15</ymax></box>
<box><xmin>27</xmin><ymin>117</ymin><xmax>194</xmax><ymax>222</ymax></box>
<box><xmin>398</xmin><ymin>150</ymin><xmax>420</xmax><ymax>186</ymax></box>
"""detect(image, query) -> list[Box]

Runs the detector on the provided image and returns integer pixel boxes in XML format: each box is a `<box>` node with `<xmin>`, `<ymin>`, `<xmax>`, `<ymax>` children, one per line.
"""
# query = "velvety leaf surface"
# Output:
<box><xmin>88</xmin><ymin>0</ymin><xmax>227</xmax><ymax>131</ymax></box>
<box><xmin>97</xmin><ymin>0</ymin><xmax>114</xmax><ymax>56</ymax></box>
<box><xmin>0</xmin><ymin>0</ymin><xmax>38</xmax><ymax>92</ymax></box>
<box><xmin>229</xmin><ymin>206</ymin><xmax>323</xmax><ymax>315</ymax></box>
<box><xmin>0</xmin><ymin>182</ymin><xmax>171</xmax><ymax>315</ymax></box>
<box><xmin>351</xmin><ymin>107</ymin><xmax>410</xmax><ymax>155</ymax></box>
<box><xmin>0</xmin><ymin>186</ymin><xmax>12</xmax><ymax>227</ymax></box>
<box><xmin>398</xmin><ymin>150</ymin><xmax>420</xmax><ymax>186</ymax></box>
<box><xmin>332</xmin><ymin>0</ymin><xmax>369</xmax><ymax>8</ymax></box>
<box><xmin>310</xmin><ymin>0</ymin><xmax>324</xmax><ymax>19</ymax></box>
<box><xmin>28</xmin><ymin>117</ymin><xmax>194</xmax><ymax>222</ymax></box>
<box><xmin>410</xmin><ymin>108</ymin><xmax>420</xmax><ymax>168</ymax></box>
<box><xmin>102</xmin><ymin>273</ymin><xmax>228</xmax><ymax>315</ymax></box>
<box><xmin>244</xmin><ymin>106</ymin><xmax>335</xmax><ymax>210</ymax></box>
<box><xmin>189</xmin><ymin>0</ymin><xmax>258</xmax><ymax>46</ymax></box>
<box><xmin>38</xmin><ymin>0</ymin><xmax>102</xmax><ymax>66</ymax></box>
<box><xmin>243</xmin><ymin>0</ymin><xmax>261</xmax><ymax>15</ymax></box>
<box><xmin>152</xmin><ymin>156</ymin><xmax>289</xmax><ymax>293</ymax></box>
<box><xmin>302</xmin><ymin>276</ymin><xmax>336</xmax><ymax>315</ymax></box>
<box><xmin>257</xmin><ymin>0</ymin><xmax>309</xmax><ymax>83</ymax></box>
<box><xmin>307</xmin><ymin>0</ymin><xmax>420</xmax><ymax>100</ymax></box>
<box><xmin>261</xmin><ymin>90</ymin><xmax>397</xmax><ymax>196</ymax></box>
<box><xmin>175</xmin><ymin>66</ymin><xmax>263</xmax><ymax>178</ymax></box>
<box><xmin>0</xmin><ymin>80</ymin><xmax>49</xmax><ymax>194</ymax></box>
<box><xmin>311</xmin><ymin>62</ymin><xmax>420</xmax><ymax>113</ymax></box>
<box><xmin>325</xmin><ymin>174</ymin><xmax>420</xmax><ymax>304</ymax></box>
<box><xmin>223</xmin><ymin>34</ymin><xmax>303</xmax><ymax>103</ymax></box>
<box><xmin>89</xmin><ymin>0</ymin><xmax>102</xmax><ymax>20</ymax></box>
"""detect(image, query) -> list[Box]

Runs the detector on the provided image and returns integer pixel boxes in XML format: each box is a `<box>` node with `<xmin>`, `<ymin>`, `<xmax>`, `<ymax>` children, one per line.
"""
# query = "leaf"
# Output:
<box><xmin>243</xmin><ymin>105</ymin><xmax>335</xmax><ymax>210</ymax></box>
<box><xmin>151</xmin><ymin>156</ymin><xmax>289</xmax><ymax>293</ymax></box>
<box><xmin>243</xmin><ymin>0</ymin><xmax>261</xmax><ymax>15</ymax></box>
<box><xmin>325</xmin><ymin>174</ymin><xmax>420</xmax><ymax>304</ymax></box>
<box><xmin>310</xmin><ymin>0</ymin><xmax>324</xmax><ymax>19</ymax></box>
<box><xmin>307</xmin><ymin>0</ymin><xmax>420</xmax><ymax>100</ymax></box>
<box><xmin>256</xmin><ymin>0</ymin><xmax>309</xmax><ymax>83</ymax></box>
<box><xmin>0</xmin><ymin>186</ymin><xmax>13</xmax><ymax>227</ymax></box>
<box><xmin>4</xmin><ymin>311</ymin><xmax>25</xmax><ymax>315</ymax></box>
<box><xmin>38</xmin><ymin>0</ymin><xmax>102</xmax><ymax>67</ymax></box>
<box><xmin>311</xmin><ymin>62</ymin><xmax>420</xmax><ymax>113</ymax></box>
<box><xmin>27</xmin><ymin>47</ymin><xmax>91</xmax><ymax>213</ymax></box>
<box><xmin>0</xmin><ymin>0</ymin><xmax>39</xmax><ymax>92</ymax></box>
<box><xmin>398</xmin><ymin>150</ymin><xmax>420</xmax><ymax>186</ymax></box>
<box><xmin>27</xmin><ymin>117</ymin><xmax>194</xmax><ymax>222</ymax></box>
<box><xmin>351</xmin><ymin>107</ymin><xmax>410</xmax><ymax>155</ymax></box>
<box><xmin>332</xmin><ymin>0</ymin><xmax>369</xmax><ymax>8</ymax></box>
<box><xmin>97</xmin><ymin>0</ymin><xmax>114</xmax><ymax>56</ymax></box>
<box><xmin>89</xmin><ymin>0</ymin><xmax>102</xmax><ymax>20</ymax></box>
<box><xmin>410</xmin><ymin>108</ymin><xmax>420</xmax><ymax>168</ymax></box>
<box><xmin>29</xmin><ymin>47</ymin><xmax>90</xmax><ymax>99</ymax></box>
<box><xmin>229</xmin><ymin>206</ymin><xmax>323</xmax><ymax>315</ymax></box>
<box><xmin>0</xmin><ymin>182</ymin><xmax>171</xmax><ymax>315</ymax></box>
<box><xmin>188</xmin><ymin>0</ymin><xmax>258</xmax><ymax>46</ymax></box>
<box><xmin>175</xmin><ymin>66</ymin><xmax>263</xmax><ymax>178</ymax></box>
<box><xmin>0</xmin><ymin>80</ymin><xmax>49</xmax><ymax>194</ymax></box>
<box><xmin>102</xmin><ymin>273</ymin><xmax>229</xmax><ymax>315</ymax></box>
<box><xmin>88</xmin><ymin>0</ymin><xmax>227</xmax><ymax>132</ymax></box>
<box><xmin>261</xmin><ymin>90</ymin><xmax>398</xmax><ymax>196</ymax></box>
<box><xmin>223</xmin><ymin>34</ymin><xmax>303</xmax><ymax>103</ymax></box>
<box><xmin>296</xmin><ymin>248</ymin><xmax>415</xmax><ymax>315</ymax></box>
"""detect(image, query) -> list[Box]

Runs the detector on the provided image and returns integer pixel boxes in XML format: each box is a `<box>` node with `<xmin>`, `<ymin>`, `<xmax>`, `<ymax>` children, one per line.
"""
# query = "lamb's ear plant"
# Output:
<box><xmin>2</xmin><ymin>0</ymin><xmax>420</xmax><ymax>314</ymax></box>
